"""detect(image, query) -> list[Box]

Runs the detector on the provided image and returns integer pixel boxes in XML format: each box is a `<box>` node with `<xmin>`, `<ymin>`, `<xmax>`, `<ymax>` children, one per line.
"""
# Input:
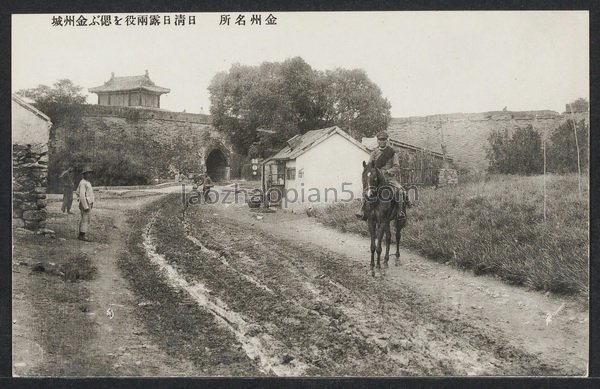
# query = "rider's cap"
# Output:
<box><xmin>376</xmin><ymin>131</ymin><xmax>389</xmax><ymax>140</ymax></box>
<box><xmin>81</xmin><ymin>165</ymin><xmax>94</xmax><ymax>174</ymax></box>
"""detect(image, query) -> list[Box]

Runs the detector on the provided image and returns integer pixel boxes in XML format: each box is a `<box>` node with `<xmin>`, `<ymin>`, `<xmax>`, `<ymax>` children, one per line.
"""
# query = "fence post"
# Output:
<box><xmin>535</xmin><ymin>114</ymin><xmax>547</xmax><ymax>222</ymax></box>
<box><xmin>543</xmin><ymin>135</ymin><xmax>547</xmax><ymax>222</ymax></box>
<box><xmin>568</xmin><ymin>104</ymin><xmax>583</xmax><ymax>195</ymax></box>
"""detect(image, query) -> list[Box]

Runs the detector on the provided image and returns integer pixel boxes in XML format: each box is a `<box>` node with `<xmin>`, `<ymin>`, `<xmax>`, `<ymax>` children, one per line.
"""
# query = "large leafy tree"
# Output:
<box><xmin>322</xmin><ymin>68</ymin><xmax>391</xmax><ymax>140</ymax></box>
<box><xmin>209</xmin><ymin>57</ymin><xmax>391</xmax><ymax>156</ymax></box>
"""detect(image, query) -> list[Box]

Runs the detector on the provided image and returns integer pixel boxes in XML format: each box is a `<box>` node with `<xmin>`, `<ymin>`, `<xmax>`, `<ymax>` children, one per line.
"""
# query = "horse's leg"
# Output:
<box><xmin>376</xmin><ymin>222</ymin><xmax>384</xmax><ymax>271</ymax></box>
<box><xmin>395</xmin><ymin>218</ymin><xmax>401</xmax><ymax>266</ymax></box>
<box><xmin>369</xmin><ymin>219</ymin><xmax>376</xmax><ymax>276</ymax></box>
<box><xmin>383</xmin><ymin>220</ymin><xmax>391</xmax><ymax>268</ymax></box>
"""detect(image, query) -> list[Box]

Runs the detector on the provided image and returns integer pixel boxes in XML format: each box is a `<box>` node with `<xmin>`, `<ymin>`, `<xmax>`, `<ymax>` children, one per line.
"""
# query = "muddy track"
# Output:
<box><xmin>135</xmin><ymin>195</ymin><xmax>571</xmax><ymax>376</ymax></box>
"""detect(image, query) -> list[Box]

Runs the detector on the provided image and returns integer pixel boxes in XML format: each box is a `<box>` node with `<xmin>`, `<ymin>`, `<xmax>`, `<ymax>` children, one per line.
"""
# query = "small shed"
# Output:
<box><xmin>262</xmin><ymin>126</ymin><xmax>370</xmax><ymax>208</ymax></box>
<box><xmin>89</xmin><ymin>70</ymin><xmax>170</xmax><ymax>108</ymax></box>
<box><xmin>362</xmin><ymin>136</ymin><xmax>456</xmax><ymax>186</ymax></box>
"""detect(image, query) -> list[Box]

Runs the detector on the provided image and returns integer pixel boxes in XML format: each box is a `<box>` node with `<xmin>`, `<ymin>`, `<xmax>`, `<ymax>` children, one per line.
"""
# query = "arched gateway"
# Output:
<box><xmin>205</xmin><ymin>147</ymin><xmax>230</xmax><ymax>181</ymax></box>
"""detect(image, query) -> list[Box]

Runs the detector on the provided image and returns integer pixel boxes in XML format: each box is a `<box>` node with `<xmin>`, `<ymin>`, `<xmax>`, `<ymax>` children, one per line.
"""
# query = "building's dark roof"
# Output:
<box><xmin>267</xmin><ymin>126</ymin><xmax>369</xmax><ymax>161</ymax></box>
<box><xmin>89</xmin><ymin>72</ymin><xmax>170</xmax><ymax>94</ymax></box>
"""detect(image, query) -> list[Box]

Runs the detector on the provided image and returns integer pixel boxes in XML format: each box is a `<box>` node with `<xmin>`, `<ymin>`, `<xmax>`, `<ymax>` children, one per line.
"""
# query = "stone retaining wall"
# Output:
<box><xmin>13</xmin><ymin>144</ymin><xmax>48</xmax><ymax>230</ymax></box>
<box><xmin>437</xmin><ymin>168</ymin><xmax>458</xmax><ymax>188</ymax></box>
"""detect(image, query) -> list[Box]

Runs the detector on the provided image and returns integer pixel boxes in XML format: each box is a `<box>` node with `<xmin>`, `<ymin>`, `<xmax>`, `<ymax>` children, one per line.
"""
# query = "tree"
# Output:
<box><xmin>547</xmin><ymin>119</ymin><xmax>589</xmax><ymax>173</ymax></box>
<box><xmin>322</xmin><ymin>68</ymin><xmax>391</xmax><ymax>139</ymax></box>
<box><xmin>486</xmin><ymin>129</ymin><xmax>511</xmax><ymax>174</ymax></box>
<box><xmin>208</xmin><ymin>57</ymin><xmax>391</xmax><ymax>156</ymax></box>
<box><xmin>16</xmin><ymin>79</ymin><xmax>87</xmax><ymax>126</ymax></box>
<box><xmin>486</xmin><ymin>125</ymin><xmax>543</xmax><ymax>175</ymax></box>
<box><xmin>17</xmin><ymin>79</ymin><xmax>87</xmax><ymax>105</ymax></box>
<box><xmin>566</xmin><ymin>98</ymin><xmax>589</xmax><ymax>113</ymax></box>
<box><xmin>17</xmin><ymin>79</ymin><xmax>89</xmax><ymax>192</ymax></box>
<box><xmin>508</xmin><ymin>126</ymin><xmax>543</xmax><ymax>175</ymax></box>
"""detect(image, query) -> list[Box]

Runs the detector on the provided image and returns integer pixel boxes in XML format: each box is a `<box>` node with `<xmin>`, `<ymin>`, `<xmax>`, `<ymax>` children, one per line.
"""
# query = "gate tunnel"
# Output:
<box><xmin>206</xmin><ymin>148</ymin><xmax>229</xmax><ymax>182</ymax></box>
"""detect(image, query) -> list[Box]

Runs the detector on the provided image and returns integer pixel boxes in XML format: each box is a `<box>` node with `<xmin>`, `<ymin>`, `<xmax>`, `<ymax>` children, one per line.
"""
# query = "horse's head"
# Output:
<box><xmin>362</xmin><ymin>160</ymin><xmax>383</xmax><ymax>200</ymax></box>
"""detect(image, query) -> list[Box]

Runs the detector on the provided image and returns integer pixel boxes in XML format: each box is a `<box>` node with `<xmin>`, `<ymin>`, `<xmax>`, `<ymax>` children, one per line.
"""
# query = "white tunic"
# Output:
<box><xmin>77</xmin><ymin>178</ymin><xmax>95</xmax><ymax>209</ymax></box>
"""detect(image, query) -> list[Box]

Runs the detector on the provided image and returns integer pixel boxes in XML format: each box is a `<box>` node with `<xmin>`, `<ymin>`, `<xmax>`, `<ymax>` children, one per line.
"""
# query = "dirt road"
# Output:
<box><xmin>13</xmin><ymin>192</ymin><xmax>198</xmax><ymax>376</ymax></box>
<box><xmin>13</xmin><ymin>190</ymin><xmax>588</xmax><ymax>376</ymax></box>
<box><xmin>135</xmin><ymin>194</ymin><xmax>587</xmax><ymax>376</ymax></box>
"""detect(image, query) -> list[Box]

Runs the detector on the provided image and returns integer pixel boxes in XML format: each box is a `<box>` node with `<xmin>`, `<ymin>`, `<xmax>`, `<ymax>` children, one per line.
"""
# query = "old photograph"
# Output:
<box><xmin>11</xmin><ymin>11</ymin><xmax>589</xmax><ymax>376</ymax></box>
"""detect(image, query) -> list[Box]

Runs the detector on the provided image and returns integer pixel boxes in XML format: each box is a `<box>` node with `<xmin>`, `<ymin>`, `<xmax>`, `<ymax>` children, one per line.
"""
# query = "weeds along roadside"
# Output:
<box><xmin>312</xmin><ymin>174</ymin><xmax>588</xmax><ymax>297</ymax></box>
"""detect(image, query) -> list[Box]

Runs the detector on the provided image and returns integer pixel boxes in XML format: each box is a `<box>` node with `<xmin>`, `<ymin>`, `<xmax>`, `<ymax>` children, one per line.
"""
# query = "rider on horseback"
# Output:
<box><xmin>355</xmin><ymin>131</ymin><xmax>407</xmax><ymax>221</ymax></box>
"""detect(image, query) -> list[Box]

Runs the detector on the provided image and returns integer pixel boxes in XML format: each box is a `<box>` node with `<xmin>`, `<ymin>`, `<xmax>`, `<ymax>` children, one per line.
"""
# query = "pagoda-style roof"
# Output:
<box><xmin>89</xmin><ymin>71</ymin><xmax>170</xmax><ymax>94</ymax></box>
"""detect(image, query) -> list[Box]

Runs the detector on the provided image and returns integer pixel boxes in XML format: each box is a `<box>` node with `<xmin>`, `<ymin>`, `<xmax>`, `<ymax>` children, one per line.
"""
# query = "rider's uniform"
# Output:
<box><xmin>368</xmin><ymin>145</ymin><xmax>401</xmax><ymax>188</ymax></box>
<box><xmin>359</xmin><ymin>144</ymin><xmax>406</xmax><ymax>218</ymax></box>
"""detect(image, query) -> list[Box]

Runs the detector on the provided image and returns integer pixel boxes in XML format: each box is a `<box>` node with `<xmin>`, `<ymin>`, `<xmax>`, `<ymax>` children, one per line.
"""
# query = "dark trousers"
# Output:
<box><xmin>62</xmin><ymin>189</ymin><xmax>73</xmax><ymax>212</ymax></box>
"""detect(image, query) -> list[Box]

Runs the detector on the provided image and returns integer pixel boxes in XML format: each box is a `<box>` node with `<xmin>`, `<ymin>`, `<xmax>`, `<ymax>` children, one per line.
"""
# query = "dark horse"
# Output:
<box><xmin>362</xmin><ymin>160</ymin><xmax>408</xmax><ymax>276</ymax></box>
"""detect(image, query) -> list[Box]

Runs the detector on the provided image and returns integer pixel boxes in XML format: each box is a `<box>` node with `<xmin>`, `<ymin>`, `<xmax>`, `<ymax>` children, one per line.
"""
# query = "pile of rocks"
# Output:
<box><xmin>437</xmin><ymin>168</ymin><xmax>458</xmax><ymax>188</ymax></box>
<box><xmin>13</xmin><ymin>143</ymin><xmax>48</xmax><ymax>230</ymax></box>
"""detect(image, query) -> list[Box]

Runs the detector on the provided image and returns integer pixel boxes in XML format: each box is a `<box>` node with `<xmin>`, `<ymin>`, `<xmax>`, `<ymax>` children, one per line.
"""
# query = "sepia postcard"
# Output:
<box><xmin>11</xmin><ymin>11</ymin><xmax>589</xmax><ymax>378</ymax></box>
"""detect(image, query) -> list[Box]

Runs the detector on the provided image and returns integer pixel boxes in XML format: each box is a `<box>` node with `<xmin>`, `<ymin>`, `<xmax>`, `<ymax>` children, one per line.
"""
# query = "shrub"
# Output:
<box><xmin>547</xmin><ymin>119</ymin><xmax>589</xmax><ymax>174</ymax></box>
<box><xmin>51</xmin><ymin>147</ymin><xmax>152</xmax><ymax>191</ymax></box>
<box><xmin>486</xmin><ymin>125</ymin><xmax>543</xmax><ymax>175</ymax></box>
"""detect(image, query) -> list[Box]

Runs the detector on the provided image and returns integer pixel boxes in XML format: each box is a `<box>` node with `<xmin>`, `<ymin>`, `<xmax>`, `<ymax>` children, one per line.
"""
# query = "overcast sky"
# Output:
<box><xmin>12</xmin><ymin>11</ymin><xmax>588</xmax><ymax>117</ymax></box>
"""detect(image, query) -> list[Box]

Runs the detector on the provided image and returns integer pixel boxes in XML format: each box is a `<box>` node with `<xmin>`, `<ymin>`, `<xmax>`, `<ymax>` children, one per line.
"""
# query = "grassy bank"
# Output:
<box><xmin>312</xmin><ymin>174</ymin><xmax>589</xmax><ymax>296</ymax></box>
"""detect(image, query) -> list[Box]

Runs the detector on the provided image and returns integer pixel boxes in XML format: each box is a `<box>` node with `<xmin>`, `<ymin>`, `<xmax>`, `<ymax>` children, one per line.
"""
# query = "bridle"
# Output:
<box><xmin>363</xmin><ymin>166</ymin><xmax>384</xmax><ymax>202</ymax></box>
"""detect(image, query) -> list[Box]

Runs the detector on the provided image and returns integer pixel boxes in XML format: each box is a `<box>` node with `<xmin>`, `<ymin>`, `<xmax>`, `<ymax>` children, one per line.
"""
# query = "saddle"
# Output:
<box><xmin>372</xmin><ymin>181</ymin><xmax>407</xmax><ymax>222</ymax></box>
<box><xmin>390</xmin><ymin>188</ymin><xmax>407</xmax><ymax>221</ymax></box>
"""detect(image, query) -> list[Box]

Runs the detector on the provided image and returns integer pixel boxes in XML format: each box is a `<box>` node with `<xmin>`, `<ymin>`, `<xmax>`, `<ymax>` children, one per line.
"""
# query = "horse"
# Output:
<box><xmin>362</xmin><ymin>160</ymin><xmax>408</xmax><ymax>276</ymax></box>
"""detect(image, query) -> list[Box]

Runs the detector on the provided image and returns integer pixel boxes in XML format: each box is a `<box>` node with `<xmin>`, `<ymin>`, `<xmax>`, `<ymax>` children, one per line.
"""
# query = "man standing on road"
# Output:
<box><xmin>77</xmin><ymin>165</ymin><xmax>95</xmax><ymax>242</ymax></box>
<box><xmin>355</xmin><ymin>131</ymin><xmax>406</xmax><ymax>221</ymax></box>
<box><xmin>59</xmin><ymin>166</ymin><xmax>74</xmax><ymax>214</ymax></box>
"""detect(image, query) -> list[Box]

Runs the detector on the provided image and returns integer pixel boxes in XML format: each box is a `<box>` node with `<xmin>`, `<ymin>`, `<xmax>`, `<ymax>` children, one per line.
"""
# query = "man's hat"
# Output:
<box><xmin>376</xmin><ymin>131</ymin><xmax>389</xmax><ymax>140</ymax></box>
<box><xmin>81</xmin><ymin>165</ymin><xmax>94</xmax><ymax>174</ymax></box>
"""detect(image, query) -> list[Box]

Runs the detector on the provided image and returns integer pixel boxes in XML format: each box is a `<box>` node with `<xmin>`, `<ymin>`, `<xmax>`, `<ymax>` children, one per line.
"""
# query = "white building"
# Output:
<box><xmin>12</xmin><ymin>94</ymin><xmax>52</xmax><ymax>145</ymax></box>
<box><xmin>262</xmin><ymin>126</ymin><xmax>370</xmax><ymax>208</ymax></box>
